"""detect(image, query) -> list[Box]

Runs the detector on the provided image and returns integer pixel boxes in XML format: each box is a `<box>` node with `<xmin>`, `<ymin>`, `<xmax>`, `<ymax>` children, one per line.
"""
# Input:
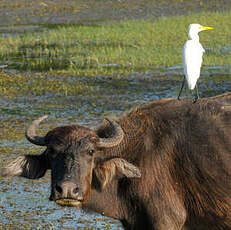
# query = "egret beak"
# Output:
<box><xmin>200</xmin><ymin>26</ymin><xmax>214</xmax><ymax>30</ymax></box>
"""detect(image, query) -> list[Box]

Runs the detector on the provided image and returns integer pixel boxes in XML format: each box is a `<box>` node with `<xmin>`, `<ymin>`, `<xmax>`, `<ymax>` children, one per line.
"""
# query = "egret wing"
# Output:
<box><xmin>183</xmin><ymin>40</ymin><xmax>205</xmax><ymax>90</ymax></box>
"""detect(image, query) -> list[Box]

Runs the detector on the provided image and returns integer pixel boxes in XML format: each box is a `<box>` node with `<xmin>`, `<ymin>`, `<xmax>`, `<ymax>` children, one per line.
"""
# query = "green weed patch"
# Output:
<box><xmin>0</xmin><ymin>11</ymin><xmax>230</xmax><ymax>76</ymax></box>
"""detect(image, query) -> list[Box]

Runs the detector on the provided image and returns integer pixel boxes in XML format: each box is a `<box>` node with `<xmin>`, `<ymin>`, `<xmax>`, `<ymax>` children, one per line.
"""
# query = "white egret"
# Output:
<box><xmin>178</xmin><ymin>23</ymin><xmax>214</xmax><ymax>101</ymax></box>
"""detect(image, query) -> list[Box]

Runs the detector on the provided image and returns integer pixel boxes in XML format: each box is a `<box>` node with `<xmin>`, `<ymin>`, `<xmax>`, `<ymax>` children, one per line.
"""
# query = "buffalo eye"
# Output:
<box><xmin>88</xmin><ymin>149</ymin><xmax>95</xmax><ymax>156</ymax></box>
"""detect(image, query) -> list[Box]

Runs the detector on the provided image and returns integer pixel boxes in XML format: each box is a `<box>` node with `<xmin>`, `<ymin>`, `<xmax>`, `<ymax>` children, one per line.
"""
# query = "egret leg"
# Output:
<box><xmin>193</xmin><ymin>83</ymin><xmax>199</xmax><ymax>103</ymax></box>
<box><xmin>196</xmin><ymin>83</ymin><xmax>199</xmax><ymax>99</ymax></box>
<box><xmin>178</xmin><ymin>76</ymin><xmax>185</xmax><ymax>100</ymax></box>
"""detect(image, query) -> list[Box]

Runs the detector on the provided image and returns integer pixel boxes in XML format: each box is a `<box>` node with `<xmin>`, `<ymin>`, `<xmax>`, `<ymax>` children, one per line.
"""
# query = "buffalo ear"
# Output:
<box><xmin>93</xmin><ymin>158</ymin><xmax>141</xmax><ymax>190</ymax></box>
<box><xmin>1</xmin><ymin>153</ymin><xmax>50</xmax><ymax>179</ymax></box>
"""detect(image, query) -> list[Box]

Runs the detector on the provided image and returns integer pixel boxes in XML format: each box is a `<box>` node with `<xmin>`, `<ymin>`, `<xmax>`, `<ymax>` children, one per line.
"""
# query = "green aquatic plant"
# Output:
<box><xmin>0</xmin><ymin>11</ymin><xmax>230</xmax><ymax>76</ymax></box>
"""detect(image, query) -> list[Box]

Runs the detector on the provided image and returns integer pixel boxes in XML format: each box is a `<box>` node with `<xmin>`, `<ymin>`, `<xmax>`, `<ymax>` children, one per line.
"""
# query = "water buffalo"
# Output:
<box><xmin>2</xmin><ymin>93</ymin><xmax>231</xmax><ymax>230</ymax></box>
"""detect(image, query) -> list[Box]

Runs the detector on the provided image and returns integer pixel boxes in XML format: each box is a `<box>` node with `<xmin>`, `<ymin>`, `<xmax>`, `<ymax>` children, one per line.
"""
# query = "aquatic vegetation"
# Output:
<box><xmin>0</xmin><ymin>2</ymin><xmax>230</xmax><ymax>229</ymax></box>
<box><xmin>0</xmin><ymin>11</ymin><xmax>230</xmax><ymax>76</ymax></box>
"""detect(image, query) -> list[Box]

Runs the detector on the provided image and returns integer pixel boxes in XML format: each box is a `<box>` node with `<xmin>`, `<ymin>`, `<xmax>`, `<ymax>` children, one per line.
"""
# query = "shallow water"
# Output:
<box><xmin>0</xmin><ymin>0</ymin><xmax>231</xmax><ymax>27</ymax></box>
<box><xmin>0</xmin><ymin>177</ymin><xmax>123</xmax><ymax>229</ymax></box>
<box><xmin>0</xmin><ymin>0</ymin><xmax>230</xmax><ymax>227</ymax></box>
<box><xmin>0</xmin><ymin>68</ymin><xmax>230</xmax><ymax>229</ymax></box>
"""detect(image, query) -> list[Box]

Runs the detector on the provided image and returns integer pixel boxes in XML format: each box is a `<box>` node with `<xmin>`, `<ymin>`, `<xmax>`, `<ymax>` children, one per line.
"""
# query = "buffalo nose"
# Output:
<box><xmin>56</xmin><ymin>181</ymin><xmax>79</xmax><ymax>199</ymax></box>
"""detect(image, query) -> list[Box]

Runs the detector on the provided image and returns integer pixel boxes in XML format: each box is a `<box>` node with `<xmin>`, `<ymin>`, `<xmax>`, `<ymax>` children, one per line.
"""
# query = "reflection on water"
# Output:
<box><xmin>0</xmin><ymin>70</ymin><xmax>230</xmax><ymax>229</ymax></box>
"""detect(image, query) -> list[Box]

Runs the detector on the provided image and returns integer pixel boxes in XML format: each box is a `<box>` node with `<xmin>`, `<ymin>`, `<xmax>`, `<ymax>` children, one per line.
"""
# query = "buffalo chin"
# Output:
<box><xmin>55</xmin><ymin>199</ymin><xmax>83</xmax><ymax>207</ymax></box>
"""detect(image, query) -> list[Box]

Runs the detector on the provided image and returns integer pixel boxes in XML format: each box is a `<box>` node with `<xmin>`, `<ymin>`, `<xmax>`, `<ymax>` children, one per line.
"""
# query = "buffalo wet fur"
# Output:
<box><xmin>1</xmin><ymin>154</ymin><xmax>49</xmax><ymax>179</ymax></box>
<box><xmin>94</xmin><ymin>158</ymin><xmax>141</xmax><ymax>190</ymax></box>
<box><xmin>2</xmin><ymin>93</ymin><xmax>231</xmax><ymax>230</ymax></box>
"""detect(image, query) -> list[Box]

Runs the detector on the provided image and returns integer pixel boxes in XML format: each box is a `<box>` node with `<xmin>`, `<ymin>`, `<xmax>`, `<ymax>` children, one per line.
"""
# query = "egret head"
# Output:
<box><xmin>188</xmin><ymin>23</ymin><xmax>213</xmax><ymax>40</ymax></box>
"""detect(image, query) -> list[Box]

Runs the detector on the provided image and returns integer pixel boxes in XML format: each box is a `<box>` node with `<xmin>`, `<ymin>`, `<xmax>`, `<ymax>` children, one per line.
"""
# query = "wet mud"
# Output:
<box><xmin>0</xmin><ymin>0</ymin><xmax>230</xmax><ymax>229</ymax></box>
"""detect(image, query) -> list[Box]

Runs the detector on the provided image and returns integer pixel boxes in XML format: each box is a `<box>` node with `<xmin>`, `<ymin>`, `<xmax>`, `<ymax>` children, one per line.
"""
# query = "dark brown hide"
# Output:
<box><xmin>2</xmin><ymin>93</ymin><xmax>231</xmax><ymax>230</ymax></box>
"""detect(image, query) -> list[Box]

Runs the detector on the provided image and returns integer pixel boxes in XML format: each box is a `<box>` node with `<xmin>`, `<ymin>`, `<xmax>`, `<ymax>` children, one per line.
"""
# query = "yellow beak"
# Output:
<box><xmin>200</xmin><ymin>26</ymin><xmax>214</xmax><ymax>30</ymax></box>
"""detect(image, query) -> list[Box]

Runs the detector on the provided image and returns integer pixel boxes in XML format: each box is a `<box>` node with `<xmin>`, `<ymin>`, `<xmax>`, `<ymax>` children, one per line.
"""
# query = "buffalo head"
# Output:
<box><xmin>2</xmin><ymin>116</ymin><xmax>141</xmax><ymax>207</ymax></box>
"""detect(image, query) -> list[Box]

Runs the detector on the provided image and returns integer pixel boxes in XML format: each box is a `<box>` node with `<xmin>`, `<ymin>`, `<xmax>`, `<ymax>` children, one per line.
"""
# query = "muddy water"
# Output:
<box><xmin>0</xmin><ymin>0</ymin><xmax>230</xmax><ymax>228</ymax></box>
<box><xmin>0</xmin><ymin>69</ymin><xmax>230</xmax><ymax>229</ymax></box>
<box><xmin>0</xmin><ymin>0</ymin><xmax>231</xmax><ymax>27</ymax></box>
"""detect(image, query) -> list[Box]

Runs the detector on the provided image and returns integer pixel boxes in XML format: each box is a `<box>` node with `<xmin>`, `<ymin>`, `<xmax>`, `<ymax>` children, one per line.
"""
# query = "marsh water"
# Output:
<box><xmin>0</xmin><ymin>0</ymin><xmax>231</xmax><ymax>229</ymax></box>
<box><xmin>0</xmin><ymin>67</ymin><xmax>230</xmax><ymax>229</ymax></box>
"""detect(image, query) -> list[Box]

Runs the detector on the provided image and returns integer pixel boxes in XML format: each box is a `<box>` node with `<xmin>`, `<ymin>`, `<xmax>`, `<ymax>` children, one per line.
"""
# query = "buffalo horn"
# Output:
<box><xmin>97</xmin><ymin>118</ymin><xmax>124</xmax><ymax>148</ymax></box>
<box><xmin>25</xmin><ymin>115</ymin><xmax>48</xmax><ymax>146</ymax></box>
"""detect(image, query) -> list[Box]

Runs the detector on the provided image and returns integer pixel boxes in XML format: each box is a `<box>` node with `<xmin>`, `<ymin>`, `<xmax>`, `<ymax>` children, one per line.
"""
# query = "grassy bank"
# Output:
<box><xmin>0</xmin><ymin>11</ymin><xmax>230</xmax><ymax>76</ymax></box>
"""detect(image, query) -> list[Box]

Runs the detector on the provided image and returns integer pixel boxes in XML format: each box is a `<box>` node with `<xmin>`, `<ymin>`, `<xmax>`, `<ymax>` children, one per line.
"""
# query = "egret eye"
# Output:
<box><xmin>88</xmin><ymin>149</ymin><xmax>95</xmax><ymax>156</ymax></box>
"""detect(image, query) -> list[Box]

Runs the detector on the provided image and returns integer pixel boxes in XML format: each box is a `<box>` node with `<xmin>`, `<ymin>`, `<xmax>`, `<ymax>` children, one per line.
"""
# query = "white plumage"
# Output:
<box><xmin>178</xmin><ymin>23</ymin><xmax>213</xmax><ymax>100</ymax></box>
<box><xmin>183</xmin><ymin>35</ymin><xmax>205</xmax><ymax>90</ymax></box>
